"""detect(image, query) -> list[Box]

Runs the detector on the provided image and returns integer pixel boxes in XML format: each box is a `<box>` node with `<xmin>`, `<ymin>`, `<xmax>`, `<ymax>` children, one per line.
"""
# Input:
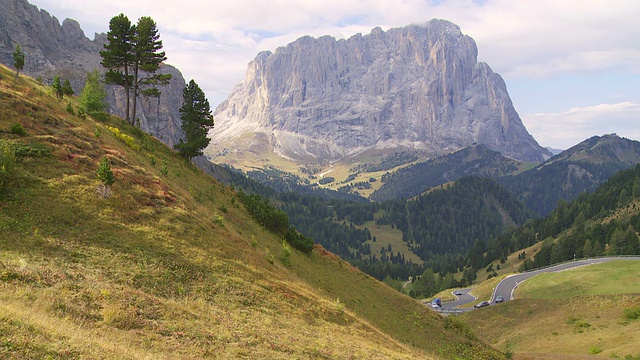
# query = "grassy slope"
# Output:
<box><xmin>0</xmin><ymin>66</ymin><xmax>502</xmax><ymax>359</ymax></box>
<box><xmin>517</xmin><ymin>260</ymin><xmax>640</xmax><ymax>298</ymax></box>
<box><xmin>362</xmin><ymin>218</ymin><xmax>424</xmax><ymax>265</ymax></box>
<box><xmin>460</xmin><ymin>261</ymin><xmax>640</xmax><ymax>359</ymax></box>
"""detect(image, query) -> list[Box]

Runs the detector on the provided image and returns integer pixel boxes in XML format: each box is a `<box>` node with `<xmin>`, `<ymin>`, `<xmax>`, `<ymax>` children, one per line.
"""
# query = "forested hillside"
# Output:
<box><xmin>262</xmin><ymin>176</ymin><xmax>533</xmax><ymax>294</ymax></box>
<box><xmin>220</xmin><ymin>136</ymin><xmax>640</xmax><ymax>298</ymax></box>
<box><xmin>373</xmin><ymin>177</ymin><xmax>533</xmax><ymax>288</ymax></box>
<box><xmin>499</xmin><ymin>134</ymin><xmax>640</xmax><ymax>216</ymax></box>
<box><xmin>482</xmin><ymin>163</ymin><xmax>640</xmax><ymax>272</ymax></box>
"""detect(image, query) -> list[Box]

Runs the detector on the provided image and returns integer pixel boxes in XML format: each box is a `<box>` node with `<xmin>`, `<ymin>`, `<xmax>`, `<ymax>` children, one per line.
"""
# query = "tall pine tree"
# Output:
<box><xmin>100</xmin><ymin>14</ymin><xmax>134</xmax><ymax>123</ymax></box>
<box><xmin>100</xmin><ymin>14</ymin><xmax>170</xmax><ymax>125</ymax></box>
<box><xmin>130</xmin><ymin>16</ymin><xmax>170</xmax><ymax>125</ymax></box>
<box><xmin>174</xmin><ymin>80</ymin><xmax>214</xmax><ymax>160</ymax></box>
<box><xmin>12</xmin><ymin>44</ymin><xmax>25</xmax><ymax>79</ymax></box>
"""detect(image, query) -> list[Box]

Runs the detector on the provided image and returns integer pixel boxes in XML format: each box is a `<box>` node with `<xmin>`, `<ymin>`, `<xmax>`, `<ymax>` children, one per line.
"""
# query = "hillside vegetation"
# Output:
<box><xmin>0</xmin><ymin>65</ymin><xmax>503</xmax><ymax>359</ymax></box>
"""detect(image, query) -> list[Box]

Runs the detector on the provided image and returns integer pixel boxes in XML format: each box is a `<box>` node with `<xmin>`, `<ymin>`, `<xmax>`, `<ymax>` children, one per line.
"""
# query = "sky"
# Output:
<box><xmin>28</xmin><ymin>0</ymin><xmax>640</xmax><ymax>150</ymax></box>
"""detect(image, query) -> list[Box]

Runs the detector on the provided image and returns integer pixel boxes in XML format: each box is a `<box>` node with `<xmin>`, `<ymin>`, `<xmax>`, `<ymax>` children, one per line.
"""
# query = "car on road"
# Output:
<box><xmin>494</xmin><ymin>295</ymin><xmax>504</xmax><ymax>303</ymax></box>
<box><xmin>454</xmin><ymin>290</ymin><xmax>462</xmax><ymax>296</ymax></box>
<box><xmin>474</xmin><ymin>301</ymin><xmax>490</xmax><ymax>308</ymax></box>
<box><xmin>431</xmin><ymin>298</ymin><xmax>442</xmax><ymax>308</ymax></box>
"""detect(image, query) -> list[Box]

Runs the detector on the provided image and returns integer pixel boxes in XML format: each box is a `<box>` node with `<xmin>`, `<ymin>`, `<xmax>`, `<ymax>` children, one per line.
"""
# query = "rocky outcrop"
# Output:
<box><xmin>211</xmin><ymin>19</ymin><xmax>550</xmax><ymax>163</ymax></box>
<box><xmin>0</xmin><ymin>0</ymin><xmax>185</xmax><ymax>147</ymax></box>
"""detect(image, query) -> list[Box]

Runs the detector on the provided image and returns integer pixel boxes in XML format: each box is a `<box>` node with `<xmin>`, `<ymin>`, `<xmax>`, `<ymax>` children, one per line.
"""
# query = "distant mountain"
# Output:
<box><xmin>209</xmin><ymin>19</ymin><xmax>551</xmax><ymax>167</ymax></box>
<box><xmin>0</xmin><ymin>0</ymin><xmax>185</xmax><ymax>147</ymax></box>
<box><xmin>545</xmin><ymin>146</ymin><xmax>564</xmax><ymax>155</ymax></box>
<box><xmin>370</xmin><ymin>144</ymin><xmax>523</xmax><ymax>201</ymax></box>
<box><xmin>499</xmin><ymin>134</ymin><xmax>640</xmax><ymax>216</ymax></box>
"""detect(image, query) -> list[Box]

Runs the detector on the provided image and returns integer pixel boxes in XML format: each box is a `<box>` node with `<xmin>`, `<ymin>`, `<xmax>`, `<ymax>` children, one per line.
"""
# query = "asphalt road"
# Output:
<box><xmin>431</xmin><ymin>256</ymin><xmax>640</xmax><ymax>313</ymax></box>
<box><xmin>440</xmin><ymin>288</ymin><xmax>475</xmax><ymax>311</ymax></box>
<box><xmin>491</xmin><ymin>257</ymin><xmax>640</xmax><ymax>306</ymax></box>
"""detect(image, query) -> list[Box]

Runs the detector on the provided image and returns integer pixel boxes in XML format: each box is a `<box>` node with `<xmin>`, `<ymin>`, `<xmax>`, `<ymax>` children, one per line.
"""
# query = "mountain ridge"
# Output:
<box><xmin>209</xmin><ymin>19</ymin><xmax>551</xmax><ymax>167</ymax></box>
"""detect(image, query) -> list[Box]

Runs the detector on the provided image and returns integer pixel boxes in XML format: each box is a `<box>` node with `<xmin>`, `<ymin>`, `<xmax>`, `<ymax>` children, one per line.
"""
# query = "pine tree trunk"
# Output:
<box><xmin>131</xmin><ymin>67</ymin><xmax>139</xmax><ymax>126</ymax></box>
<box><xmin>124</xmin><ymin>66</ymin><xmax>131</xmax><ymax>124</ymax></box>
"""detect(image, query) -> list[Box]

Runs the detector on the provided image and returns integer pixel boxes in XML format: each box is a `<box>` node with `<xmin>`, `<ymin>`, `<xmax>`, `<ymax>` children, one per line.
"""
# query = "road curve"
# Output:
<box><xmin>491</xmin><ymin>257</ymin><xmax>640</xmax><ymax>306</ymax></box>
<box><xmin>440</xmin><ymin>288</ymin><xmax>475</xmax><ymax>311</ymax></box>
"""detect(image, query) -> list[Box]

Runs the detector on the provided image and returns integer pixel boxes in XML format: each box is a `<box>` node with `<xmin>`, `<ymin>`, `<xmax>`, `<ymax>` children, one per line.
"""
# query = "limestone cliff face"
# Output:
<box><xmin>211</xmin><ymin>19</ymin><xmax>550</xmax><ymax>163</ymax></box>
<box><xmin>0</xmin><ymin>0</ymin><xmax>185</xmax><ymax>147</ymax></box>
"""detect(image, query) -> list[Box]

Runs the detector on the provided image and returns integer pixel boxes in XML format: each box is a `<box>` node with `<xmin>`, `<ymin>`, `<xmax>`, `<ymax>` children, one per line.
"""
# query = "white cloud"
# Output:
<box><xmin>522</xmin><ymin>102</ymin><xmax>640</xmax><ymax>149</ymax></box>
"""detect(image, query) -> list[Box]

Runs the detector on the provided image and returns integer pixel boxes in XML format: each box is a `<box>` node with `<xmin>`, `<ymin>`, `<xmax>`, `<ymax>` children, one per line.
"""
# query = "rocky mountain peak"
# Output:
<box><xmin>210</xmin><ymin>19</ymin><xmax>550</xmax><ymax>164</ymax></box>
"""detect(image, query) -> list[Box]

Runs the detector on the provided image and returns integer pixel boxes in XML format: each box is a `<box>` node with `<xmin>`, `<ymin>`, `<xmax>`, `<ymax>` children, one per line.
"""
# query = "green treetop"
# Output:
<box><xmin>174</xmin><ymin>80</ymin><xmax>214</xmax><ymax>160</ymax></box>
<box><xmin>100</xmin><ymin>14</ymin><xmax>170</xmax><ymax>125</ymax></box>
<box><xmin>12</xmin><ymin>44</ymin><xmax>25</xmax><ymax>79</ymax></box>
<box><xmin>79</xmin><ymin>70</ymin><xmax>108</xmax><ymax>120</ymax></box>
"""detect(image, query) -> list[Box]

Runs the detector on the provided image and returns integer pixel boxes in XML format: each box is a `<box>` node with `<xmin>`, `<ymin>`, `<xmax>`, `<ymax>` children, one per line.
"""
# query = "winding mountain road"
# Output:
<box><xmin>491</xmin><ymin>256</ymin><xmax>640</xmax><ymax>305</ymax></box>
<box><xmin>440</xmin><ymin>288</ymin><xmax>475</xmax><ymax>312</ymax></box>
<box><xmin>433</xmin><ymin>256</ymin><xmax>640</xmax><ymax>313</ymax></box>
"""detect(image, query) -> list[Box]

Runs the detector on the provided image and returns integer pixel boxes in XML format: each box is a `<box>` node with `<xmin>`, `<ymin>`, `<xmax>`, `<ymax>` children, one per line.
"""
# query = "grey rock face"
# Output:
<box><xmin>211</xmin><ymin>19</ymin><xmax>550</xmax><ymax>163</ymax></box>
<box><xmin>0</xmin><ymin>0</ymin><xmax>185</xmax><ymax>147</ymax></box>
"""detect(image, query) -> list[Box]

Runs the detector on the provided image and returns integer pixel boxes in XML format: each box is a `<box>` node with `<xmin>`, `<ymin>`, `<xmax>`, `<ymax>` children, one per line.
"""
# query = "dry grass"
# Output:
<box><xmin>461</xmin><ymin>295</ymin><xmax>640</xmax><ymax>359</ymax></box>
<box><xmin>0</xmin><ymin>64</ymin><xmax>502</xmax><ymax>359</ymax></box>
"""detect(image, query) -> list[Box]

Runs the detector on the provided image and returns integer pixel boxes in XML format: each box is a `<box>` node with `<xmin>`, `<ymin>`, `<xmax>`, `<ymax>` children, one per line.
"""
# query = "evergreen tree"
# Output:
<box><xmin>97</xmin><ymin>156</ymin><xmax>115</xmax><ymax>197</ymax></box>
<box><xmin>623</xmin><ymin>225</ymin><xmax>639</xmax><ymax>255</ymax></box>
<box><xmin>79</xmin><ymin>70</ymin><xmax>108</xmax><ymax>120</ymax></box>
<box><xmin>592</xmin><ymin>239</ymin><xmax>603</xmax><ymax>256</ymax></box>
<box><xmin>52</xmin><ymin>75</ymin><xmax>63</xmax><ymax>99</ymax></box>
<box><xmin>100</xmin><ymin>14</ymin><xmax>135</xmax><ymax>123</ymax></box>
<box><xmin>12</xmin><ymin>44</ymin><xmax>25</xmax><ymax>79</ymax></box>
<box><xmin>100</xmin><ymin>14</ymin><xmax>170</xmax><ymax>125</ymax></box>
<box><xmin>609</xmin><ymin>227</ymin><xmax>624</xmax><ymax>255</ymax></box>
<box><xmin>62</xmin><ymin>79</ymin><xmax>74</xmax><ymax>97</ymax></box>
<box><xmin>582</xmin><ymin>238</ymin><xmax>593</xmax><ymax>258</ymax></box>
<box><xmin>130</xmin><ymin>16</ymin><xmax>170</xmax><ymax>125</ymax></box>
<box><xmin>174</xmin><ymin>80</ymin><xmax>214</xmax><ymax>160</ymax></box>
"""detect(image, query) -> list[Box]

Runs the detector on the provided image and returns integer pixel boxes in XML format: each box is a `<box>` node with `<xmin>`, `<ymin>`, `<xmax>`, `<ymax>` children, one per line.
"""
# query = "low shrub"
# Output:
<box><xmin>624</xmin><ymin>306</ymin><xmax>640</xmax><ymax>320</ymax></box>
<box><xmin>214</xmin><ymin>212</ymin><xmax>224</xmax><ymax>227</ymax></box>
<box><xmin>10</xmin><ymin>123</ymin><xmax>26</xmax><ymax>136</ymax></box>
<box><xmin>13</xmin><ymin>142</ymin><xmax>51</xmax><ymax>157</ymax></box>
<box><xmin>280</xmin><ymin>241</ymin><xmax>292</xmax><ymax>267</ymax></box>
<box><xmin>106</xmin><ymin>126</ymin><xmax>140</xmax><ymax>151</ymax></box>
<box><xmin>589</xmin><ymin>345</ymin><xmax>602</xmax><ymax>354</ymax></box>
